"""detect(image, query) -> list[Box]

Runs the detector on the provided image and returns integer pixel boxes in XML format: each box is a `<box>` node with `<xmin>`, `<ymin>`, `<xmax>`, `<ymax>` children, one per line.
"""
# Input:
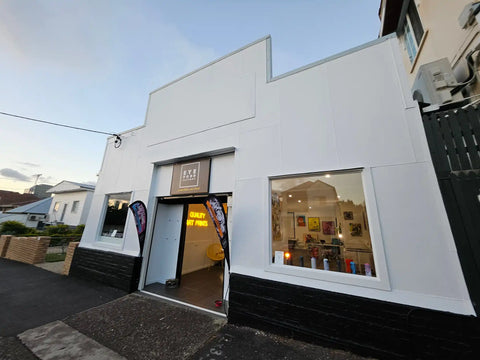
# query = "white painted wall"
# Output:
<box><xmin>48</xmin><ymin>191</ymin><xmax>93</xmax><ymax>226</ymax></box>
<box><xmin>0</xmin><ymin>213</ymin><xmax>39</xmax><ymax>228</ymax></box>
<box><xmin>81</xmin><ymin>35</ymin><xmax>474</xmax><ymax>315</ymax></box>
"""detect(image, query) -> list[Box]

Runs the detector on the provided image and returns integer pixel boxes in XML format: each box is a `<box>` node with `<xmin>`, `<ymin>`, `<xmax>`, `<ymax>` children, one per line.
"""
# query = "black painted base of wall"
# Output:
<box><xmin>70</xmin><ymin>247</ymin><xmax>142</xmax><ymax>293</ymax></box>
<box><xmin>228</xmin><ymin>273</ymin><xmax>480</xmax><ymax>359</ymax></box>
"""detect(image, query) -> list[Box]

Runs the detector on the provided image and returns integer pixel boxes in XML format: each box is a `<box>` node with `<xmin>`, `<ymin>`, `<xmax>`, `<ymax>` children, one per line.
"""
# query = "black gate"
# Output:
<box><xmin>422</xmin><ymin>107</ymin><xmax>480</xmax><ymax>314</ymax></box>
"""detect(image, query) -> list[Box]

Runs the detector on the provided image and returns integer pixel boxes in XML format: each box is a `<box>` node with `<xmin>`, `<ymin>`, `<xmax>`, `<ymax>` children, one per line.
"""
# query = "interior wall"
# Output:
<box><xmin>182</xmin><ymin>203</ymin><xmax>228</xmax><ymax>275</ymax></box>
<box><xmin>182</xmin><ymin>204</ymin><xmax>219</xmax><ymax>274</ymax></box>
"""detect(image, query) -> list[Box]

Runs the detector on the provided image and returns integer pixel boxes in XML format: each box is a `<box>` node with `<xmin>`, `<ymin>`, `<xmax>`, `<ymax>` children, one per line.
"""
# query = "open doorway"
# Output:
<box><xmin>143</xmin><ymin>197</ymin><xmax>228</xmax><ymax>314</ymax></box>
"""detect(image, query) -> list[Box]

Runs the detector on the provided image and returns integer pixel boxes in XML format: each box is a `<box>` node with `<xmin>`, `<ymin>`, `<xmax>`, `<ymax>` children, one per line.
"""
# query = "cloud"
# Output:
<box><xmin>18</xmin><ymin>162</ymin><xmax>40</xmax><ymax>168</ymax></box>
<box><xmin>0</xmin><ymin>168</ymin><xmax>31</xmax><ymax>182</ymax></box>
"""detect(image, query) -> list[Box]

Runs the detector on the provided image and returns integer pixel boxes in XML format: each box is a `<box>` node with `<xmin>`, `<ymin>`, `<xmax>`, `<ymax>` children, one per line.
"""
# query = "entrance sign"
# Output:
<box><xmin>170</xmin><ymin>158</ymin><xmax>211</xmax><ymax>195</ymax></box>
<box><xmin>204</xmin><ymin>195</ymin><xmax>230</xmax><ymax>267</ymax></box>
<box><xmin>128</xmin><ymin>200</ymin><xmax>147</xmax><ymax>254</ymax></box>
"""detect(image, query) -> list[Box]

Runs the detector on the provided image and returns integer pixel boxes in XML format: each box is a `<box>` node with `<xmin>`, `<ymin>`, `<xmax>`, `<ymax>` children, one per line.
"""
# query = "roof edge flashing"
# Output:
<box><xmin>149</xmin><ymin>35</ymin><xmax>272</xmax><ymax>96</ymax></box>
<box><xmin>269</xmin><ymin>33</ymin><xmax>397</xmax><ymax>83</ymax></box>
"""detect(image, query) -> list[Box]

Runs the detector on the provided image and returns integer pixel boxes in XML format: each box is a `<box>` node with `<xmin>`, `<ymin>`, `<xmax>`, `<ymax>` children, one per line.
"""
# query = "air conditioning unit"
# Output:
<box><xmin>412</xmin><ymin>58</ymin><xmax>464</xmax><ymax>107</ymax></box>
<box><xmin>459</xmin><ymin>2</ymin><xmax>480</xmax><ymax>28</ymax></box>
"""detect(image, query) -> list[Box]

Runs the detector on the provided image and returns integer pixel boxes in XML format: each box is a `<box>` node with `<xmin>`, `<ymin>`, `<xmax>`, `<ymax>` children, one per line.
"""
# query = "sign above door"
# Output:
<box><xmin>170</xmin><ymin>158</ymin><xmax>211</xmax><ymax>196</ymax></box>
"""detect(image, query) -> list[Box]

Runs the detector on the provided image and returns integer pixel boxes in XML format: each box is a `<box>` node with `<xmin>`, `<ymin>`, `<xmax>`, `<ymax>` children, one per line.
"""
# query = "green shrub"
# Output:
<box><xmin>73</xmin><ymin>224</ymin><xmax>85</xmax><ymax>234</ymax></box>
<box><xmin>44</xmin><ymin>224</ymin><xmax>70</xmax><ymax>235</ymax></box>
<box><xmin>0</xmin><ymin>221</ymin><xmax>30</xmax><ymax>235</ymax></box>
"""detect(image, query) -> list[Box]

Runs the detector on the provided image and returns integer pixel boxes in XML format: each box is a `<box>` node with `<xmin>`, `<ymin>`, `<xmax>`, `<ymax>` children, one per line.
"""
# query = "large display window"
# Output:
<box><xmin>271</xmin><ymin>170</ymin><xmax>376</xmax><ymax>277</ymax></box>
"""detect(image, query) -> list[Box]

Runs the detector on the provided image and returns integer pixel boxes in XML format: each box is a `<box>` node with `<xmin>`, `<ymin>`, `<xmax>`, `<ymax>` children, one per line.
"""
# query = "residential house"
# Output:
<box><xmin>379</xmin><ymin>0</ymin><xmax>480</xmax><ymax>107</ymax></box>
<box><xmin>71</xmin><ymin>35</ymin><xmax>479</xmax><ymax>358</ymax></box>
<box><xmin>0</xmin><ymin>197</ymin><xmax>52</xmax><ymax>229</ymax></box>
<box><xmin>0</xmin><ymin>190</ymin><xmax>39</xmax><ymax>213</ymax></box>
<box><xmin>47</xmin><ymin>181</ymin><xmax>94</xmax><ymax>227</ymax></box>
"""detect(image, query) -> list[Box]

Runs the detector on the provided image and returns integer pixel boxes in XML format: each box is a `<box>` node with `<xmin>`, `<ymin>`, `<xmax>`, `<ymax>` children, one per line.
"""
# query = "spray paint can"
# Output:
<box><xmin>365</xmin><ymin>263</ymin><xmax>372</xmax><ymax>276</ymax></box>
<box><xmin>311</xmin><ymin>257</ymin><xmax>317</xmax><ymax>269</ymax></box>
<box><xmin>323</xmin><ymin>258</ymin><xmax>329</xmax><ymax>271</ymax></box>
<box><xmin>350</xmin><ymin>261</ymin><xmax>356</xmax><ymax>274</ymax></box>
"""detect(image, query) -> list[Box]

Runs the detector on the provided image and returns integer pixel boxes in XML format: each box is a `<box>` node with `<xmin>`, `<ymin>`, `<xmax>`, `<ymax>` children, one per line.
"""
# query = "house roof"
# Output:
<box><xmin>6</xmin><ymin>197</ymin><xmax>52</xmax><ymax>215</ymax></box>
<box><xmin>0</xmin><ymin>190</ymin><xmax>40</xmax><ymax>207</ymax></box>
<box><xmin>47</xmin><ymin>180</ymin><xmax>95</xmax><ymax>194</ymax></box>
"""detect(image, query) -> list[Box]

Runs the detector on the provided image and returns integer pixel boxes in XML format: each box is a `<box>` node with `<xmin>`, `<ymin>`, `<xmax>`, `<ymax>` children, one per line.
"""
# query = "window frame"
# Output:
<box><xmin>266</xmin><ymin>168</ymin><xmax>390</xmax><ymax>290</ymax></box>
<box><xmin>97</xmin><ymin>192</ymin><xmax>132</xmax><ymax>248</ymax></box>
<box><xmin>71</xmin><ymin>200</ymin><xmax>80</xmax><ymax>213</ymax></box>
<box><xmin>402</xmin><ymin>1</ymin><xmax>425</xmax><ymax>64</ymax></box>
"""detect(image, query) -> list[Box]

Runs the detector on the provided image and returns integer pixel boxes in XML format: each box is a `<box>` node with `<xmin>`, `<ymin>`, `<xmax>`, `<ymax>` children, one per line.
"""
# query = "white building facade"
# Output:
<box><xmin>74</xmin><ymin>35</ymin><xmax>478</xmax><ymax>358</ymax></box>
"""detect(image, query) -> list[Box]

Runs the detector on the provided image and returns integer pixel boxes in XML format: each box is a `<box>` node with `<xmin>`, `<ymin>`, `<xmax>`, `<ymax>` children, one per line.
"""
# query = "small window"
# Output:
<box><xmin>71</xmin><ymin>201</ymin><xmax>80</xmax><ymax>213</ymax></box>
<box><xmin>53</xmin><ymin>202</ymin><xmax>60</xmax><ymax>212</ymax></box>
<box><xmin>271</xmin><ymin>170</ymin><xmax>376</xmax><ymax>277</ymax></box>
<box><xmin>403</xmin><ymin>1</ymin><xmax>424</xmax><ymax>63</ymax></box>
<box><xmin>100</xmin><ymin>193</ymin><xmax>130</xmax><ymax>243</ymax></box>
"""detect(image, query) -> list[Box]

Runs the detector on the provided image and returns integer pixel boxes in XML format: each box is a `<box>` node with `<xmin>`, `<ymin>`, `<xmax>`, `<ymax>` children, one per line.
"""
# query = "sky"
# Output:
<box><xmin>0</xmin><ymin>0</ymin><xmax>380</xmax><ymax>193</ymax></box>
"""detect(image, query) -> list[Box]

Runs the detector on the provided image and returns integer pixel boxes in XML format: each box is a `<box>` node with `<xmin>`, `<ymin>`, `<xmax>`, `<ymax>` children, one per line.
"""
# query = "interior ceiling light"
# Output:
<box><xmin>298</xmin><ymin>200</ymin><xmax>302</xmax><ymax>203</ymax></box>
<box><xmin>325</xmin><ymin>174</ymin><xmax>331</xmax><ymax>178</ymax></box>
<box><xmin>288</xmin><ymin>194</ymin><xmax>292</xmax><ymax>198</ymax></box>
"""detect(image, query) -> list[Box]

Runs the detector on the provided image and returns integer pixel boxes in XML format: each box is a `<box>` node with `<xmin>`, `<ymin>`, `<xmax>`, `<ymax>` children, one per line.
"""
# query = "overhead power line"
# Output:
<box><xmin>0</xmin><ymin>111</ymin><xmax>122</xmax><ymax>147</ymax></box>
<box><xmin>0</xmin><ymin>111</ymin><xmax>115</xmax><ymax>136</ymax></box>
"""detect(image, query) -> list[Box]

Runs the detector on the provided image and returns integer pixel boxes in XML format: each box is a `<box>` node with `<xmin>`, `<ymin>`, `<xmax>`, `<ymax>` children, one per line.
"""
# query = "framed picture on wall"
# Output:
<box><xmin>343</xmin><ymin>211</ymin><xmax>353</xmax><ymax>220</ymax></box>
<box><xmin>349</xmin><ymin>223</ymin><xmax>362</xmax><ymax>236</ymax></box>
<box><xmin>308</xmin><ymin>217</ymin><xmax>320</xmax><ymax>231</ymax></box>
<box><xmin>303</xmin><ymin>233</ymin><xmax>317</xmax><ymax>244</ymax></box>
<box><xmin>297</xmin><ymin>215</ymin><xmax>306</xmax><ymax>227</ymax></box>
<box><xmin>322</xmin><ymin>221</ymin><xmax>335</xmax><ymax>235</ymax></box>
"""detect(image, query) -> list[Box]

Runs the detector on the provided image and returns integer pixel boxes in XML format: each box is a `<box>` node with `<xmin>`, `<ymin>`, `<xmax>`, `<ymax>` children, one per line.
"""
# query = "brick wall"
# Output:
<box><xmin>70</xmin><ymin>247</ymin><xmax>142</xmax><ymax>292</ymax></box>
<box><xmin>4</xmin><ymin>236</ymin><xmax>50</xmax><ymax>264</ymax></box>
<box><xmin>62</xmin><ymin>241</ymin><xmax>80</xmax><ymax>275</ymax></box>
<box><xmin>228</xmin><ymin>273</ymin><xmax>480</xmax><ymax>359</ymax></box>
<box><xmin>0</xmin><ymin>235</ymin><xmax>12</xmax><ymax>257</ymax></box>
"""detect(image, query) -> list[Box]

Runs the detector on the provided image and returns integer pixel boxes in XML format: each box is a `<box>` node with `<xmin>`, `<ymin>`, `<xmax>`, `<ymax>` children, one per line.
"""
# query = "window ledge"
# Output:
<box><xmin>97</xmin><ymin>236</ymin><xmax>124</xmax><ymax>249</ymax></box>
<box><xmin>266</xmin><ymin>263</ymin><xmax>391</xmax><ymax>290</ymax></box>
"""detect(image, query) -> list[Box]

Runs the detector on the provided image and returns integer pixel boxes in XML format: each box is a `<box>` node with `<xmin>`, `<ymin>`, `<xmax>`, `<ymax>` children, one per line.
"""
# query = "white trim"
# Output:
<box><xmin>96</xmin><ymin>191</ymin><xmax>132</xmax><ymax>251</ymax></box>
<box><xmin>149</xmin><ymin>35</ymin><xmax>271</xmax><ymax>96</ymax></box>
<box><xmin>265</xmin><ymin>168</ymin><xmax>391</xmax><ymax>291</ymax></box>
<box><xmin>269</xmin><ymin>34</ymin><xmax>397</xmax><ymax>83</ymax></box>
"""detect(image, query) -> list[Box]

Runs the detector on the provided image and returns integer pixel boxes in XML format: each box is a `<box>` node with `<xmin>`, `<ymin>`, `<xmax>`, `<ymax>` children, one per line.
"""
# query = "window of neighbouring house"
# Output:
<box><xmin>99</xmin><ymin>193</ymin><xmax>131</xmax><ymax>244</ymax></box>
<box><xmin>71</xmin><ymin>201</ymin><xmax>80</xmax><ymax>213</ymax></box>
<box><xmin>403</xmin><ymin>1</ymin><xmax>424</xmax><ymax>63</ymax></box>
<box><xmin>53</xmin><ymin>202</ymin><xmax>60</xmax><ymax>212</ymax></box>
<box><xmin>271</xmin><ymin>170</ymin><xmax>376</xmax><ymax>277</ymax></box>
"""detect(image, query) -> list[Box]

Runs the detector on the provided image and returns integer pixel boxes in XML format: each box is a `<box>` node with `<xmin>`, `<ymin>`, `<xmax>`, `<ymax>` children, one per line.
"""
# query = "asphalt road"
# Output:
<box><xmin>0</xmin><ymin>258</ymin><xmax>126</xmax><ymax>336</ymax></box>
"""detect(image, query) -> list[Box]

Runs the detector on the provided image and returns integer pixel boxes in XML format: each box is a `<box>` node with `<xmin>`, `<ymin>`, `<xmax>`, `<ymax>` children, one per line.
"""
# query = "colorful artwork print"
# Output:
<box><xmin>308</xmin><ymin>217</ymin><xmax>320</xmax><ymax>231</ymax></box>
<box><xmin>349</xmin><ymin>223</ymin><xmax>362</xmax><ymax>236</ymax></box>
<box><xmin>297</xmin><ymin>215</ymin><xmax>306</xmax><ymax>227</ymax></box>
<box><xmin>343</xmin><ymin>211</ymin><xmax>353</xmax><ymax>220</ymax></box>
<box><xmin>322</xmin><ymin>221</ymin><xmax>335</xmax><ymax>235</ymax></box>
<box><xmin>304</xmin><ymin>233</ymin><xmax>317</xmax><ymax>244</ymax></box>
